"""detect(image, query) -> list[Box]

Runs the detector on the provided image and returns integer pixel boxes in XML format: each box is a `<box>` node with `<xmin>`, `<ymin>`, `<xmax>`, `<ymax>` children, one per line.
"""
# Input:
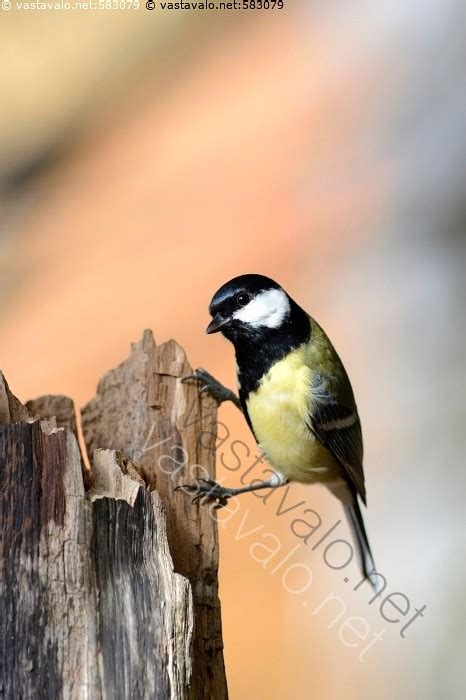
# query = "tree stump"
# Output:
<box><xmin>0</xmin><ymin>332</ymin><xmax>228</xmax><ymax>699</ymax></box>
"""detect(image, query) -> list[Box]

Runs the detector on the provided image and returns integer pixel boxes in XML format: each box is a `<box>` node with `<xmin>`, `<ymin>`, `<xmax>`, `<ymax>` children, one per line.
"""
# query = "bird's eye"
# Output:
<box><xmin>236</xmin><ymin>293</ymin><xmax>250</xmax><ymax>307</ymax></box>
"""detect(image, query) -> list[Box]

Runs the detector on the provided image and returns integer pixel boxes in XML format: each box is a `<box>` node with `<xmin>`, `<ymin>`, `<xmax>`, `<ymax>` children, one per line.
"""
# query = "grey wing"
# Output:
<box><xmin>308</xmin><ymin>373</ymin><xmax>366</xmax><ymax>504</ymax></box>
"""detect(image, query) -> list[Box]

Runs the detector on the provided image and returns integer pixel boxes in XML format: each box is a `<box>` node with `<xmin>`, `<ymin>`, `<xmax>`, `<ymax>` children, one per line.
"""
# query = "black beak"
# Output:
<box><xmin>206</xmin><ymin>315</ymin><xmax>228</xmax><ymax>334</ymax></box>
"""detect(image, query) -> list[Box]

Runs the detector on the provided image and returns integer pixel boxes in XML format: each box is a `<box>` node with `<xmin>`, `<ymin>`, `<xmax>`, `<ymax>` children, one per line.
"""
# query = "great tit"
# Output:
<box><xmin>181</xmin><ymin>274</ymin><xmax>377</xmax><ymax>586</ymax></box>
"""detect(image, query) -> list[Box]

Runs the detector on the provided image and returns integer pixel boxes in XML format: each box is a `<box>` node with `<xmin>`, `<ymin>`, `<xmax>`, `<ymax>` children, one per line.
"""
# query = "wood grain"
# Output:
<box><xmin>82</xmin><ymin>330</ymin><xmax>227</xmax><ymax>700</ymax></box>
<box><xmin>1</xmin><ymin>332</ymin><xmax>228</xmax><ymax>699</ymax></box>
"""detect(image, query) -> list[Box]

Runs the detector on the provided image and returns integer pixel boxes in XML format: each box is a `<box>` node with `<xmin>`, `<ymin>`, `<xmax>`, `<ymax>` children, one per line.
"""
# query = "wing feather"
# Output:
<box><xmin>308</xmin><ymin>371</ymin><xmax>366</xmax><ymax>504</ymax></box>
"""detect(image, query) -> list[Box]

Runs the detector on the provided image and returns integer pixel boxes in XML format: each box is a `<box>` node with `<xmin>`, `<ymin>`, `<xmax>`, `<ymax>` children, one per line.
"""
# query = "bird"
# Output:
<box><xmin>180</xmin><ymin>273</ymin><xmax>377</xmax><ymax>588</ymax></box>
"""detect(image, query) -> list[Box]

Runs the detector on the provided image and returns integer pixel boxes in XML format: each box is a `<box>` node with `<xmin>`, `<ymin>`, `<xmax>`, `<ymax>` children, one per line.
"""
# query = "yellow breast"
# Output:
<box><xmin>245</xmin><ymin>347</ymin><xmax>339</xmax><ymax>483</ymax></box>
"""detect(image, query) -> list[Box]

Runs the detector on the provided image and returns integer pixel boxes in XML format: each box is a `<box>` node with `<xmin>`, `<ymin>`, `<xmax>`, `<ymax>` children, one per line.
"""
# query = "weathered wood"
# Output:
<box><xmin>1</xmin><ymin>331</ymin><xmax>228</xmax><ymax>700</ymax></box>
<box><xmin>0</xmin><ymin>370</ymin><xmax>31</xmax><ymax>423</ymax></box>
<box><xmin>1</xmin><ymin>417</ymin><xmax>97</xmax><ymax>699</ymax></box>
<box><xmin>26</xmin><ymin>394</ymin><xmax>78</xmax><ymax>434</ymax></box>
<box><xmin>88</xmin><ymin>449</ymin><xmax>194</xmax><ymax>700</ymax></box>
<box><xmin>82</xmin><ymin>330</ymin><xmax>227</xmax><ymax>700</ymax></box>
<box><xmin>26</xmin><ymin>394</ymin><xmax>94</xmax><ymax>490</ymax></box>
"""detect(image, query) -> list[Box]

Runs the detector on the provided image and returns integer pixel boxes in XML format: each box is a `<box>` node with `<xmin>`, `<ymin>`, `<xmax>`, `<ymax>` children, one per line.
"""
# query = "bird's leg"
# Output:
<box><xmin>182</xmin><ymin>367</ymin><xmax>242</xmax><ymax>410</ymax></box>
<box><xmin>175</xmin><ymin>474</ymin><xmax>288</xmax><ymax>509</ymax></box>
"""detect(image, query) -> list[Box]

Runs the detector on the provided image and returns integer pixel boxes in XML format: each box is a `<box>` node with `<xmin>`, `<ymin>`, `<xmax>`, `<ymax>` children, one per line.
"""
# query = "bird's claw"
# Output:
<box><xmin>181</xmin><ymin>368</ymin><xmax>236</xmax><ymax>406</ymax></box>
<box><xmin>175</xmin><ymin>477</ymin><xmax>231</xmax><ymax>508</ymax></box>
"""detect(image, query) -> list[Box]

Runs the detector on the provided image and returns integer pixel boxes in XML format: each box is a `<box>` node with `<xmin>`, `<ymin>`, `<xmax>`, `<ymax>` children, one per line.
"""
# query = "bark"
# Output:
<box><xmin>0</xmin><ymin>332</ymin><xmax>228</xmax><ymax>700</ymax></box>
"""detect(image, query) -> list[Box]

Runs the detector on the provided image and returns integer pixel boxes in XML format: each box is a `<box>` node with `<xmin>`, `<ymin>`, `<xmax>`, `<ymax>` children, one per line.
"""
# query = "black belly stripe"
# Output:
<box><xmin>235</xmin><ymin>302</ymin><xmax>311</xmax><ymax>405</ymax></box>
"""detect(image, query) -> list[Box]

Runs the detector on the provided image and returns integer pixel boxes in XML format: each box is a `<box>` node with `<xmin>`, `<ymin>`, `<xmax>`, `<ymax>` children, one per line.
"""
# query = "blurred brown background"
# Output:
<box><xmin>1</xmin><ymin>3</ymin><xmax>465</xmax><ymax>698</ymax></box>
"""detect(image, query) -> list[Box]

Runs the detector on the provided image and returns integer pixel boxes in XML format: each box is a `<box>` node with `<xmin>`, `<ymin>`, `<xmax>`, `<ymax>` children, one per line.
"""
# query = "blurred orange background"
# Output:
<box><xmin>1</xmin><ymin>3</ymin><xmax>465</xmax><ymax>698</ymax></box>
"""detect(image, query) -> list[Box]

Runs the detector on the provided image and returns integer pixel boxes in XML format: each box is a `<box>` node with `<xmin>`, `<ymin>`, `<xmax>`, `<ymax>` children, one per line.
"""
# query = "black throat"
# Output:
<box><xmin>226</xmin><ymin>299</ymin><xmax>311</xmax><ymax>402</ymax></box>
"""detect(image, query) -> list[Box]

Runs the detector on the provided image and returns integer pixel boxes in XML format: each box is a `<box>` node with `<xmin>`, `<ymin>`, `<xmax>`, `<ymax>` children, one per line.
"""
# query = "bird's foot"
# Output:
<box><xmin>182</xmin><ymin>368</ymin><xmax>240</xmax><ymax>408</ymax></box>
<box><xmin>175</xmin><ymin>477</ymin><xmax>232</xmax><ymax>508</ymax></box>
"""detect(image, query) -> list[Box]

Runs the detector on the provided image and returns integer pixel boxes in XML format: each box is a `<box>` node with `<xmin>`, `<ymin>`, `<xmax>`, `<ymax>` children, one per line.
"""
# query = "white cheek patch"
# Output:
<box><xmin>232</xmin><ymin>289</ymin><xmax>291</xmax><ymax>328</ymax></box>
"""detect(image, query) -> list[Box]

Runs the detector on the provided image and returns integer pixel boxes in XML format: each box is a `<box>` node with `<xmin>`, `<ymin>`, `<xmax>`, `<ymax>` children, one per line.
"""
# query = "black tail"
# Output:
<box><xmin>345</xmin><ymin>498</ymin><xmax>379</xmax><ymax>591</ymax></box>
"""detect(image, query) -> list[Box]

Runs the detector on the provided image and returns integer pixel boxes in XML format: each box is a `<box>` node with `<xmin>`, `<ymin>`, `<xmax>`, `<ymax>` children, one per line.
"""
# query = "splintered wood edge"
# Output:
<box><xmin>24</xmin><ymin>392</ymin><xmax>95</xmax><ymax>490</ymax></box>
<box><xmin>88</xmin><ymin>449</ymin><xmax>146</xmax><ymax>505</ymax></box>
<box><xmin>26</xmin><ymin>395</ymin><xmax>78</xmax><ymax>433</ymax></box>
<box><xmin>0</xmin><ymin>376</ymin><xmax>63</xmax><ymax>440</ymax></box>
<box><xmin>0</xmin><ymin>372</ymin><xmax>31</xmax><ymax>423</ymax></box>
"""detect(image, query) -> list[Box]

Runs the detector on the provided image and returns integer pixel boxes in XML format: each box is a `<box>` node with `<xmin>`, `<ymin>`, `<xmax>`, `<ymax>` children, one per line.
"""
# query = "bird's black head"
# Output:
<box><xmin>206</xmin><ymin>274</ymin><xmax>308</xmax><ymax>347</ymax></box>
